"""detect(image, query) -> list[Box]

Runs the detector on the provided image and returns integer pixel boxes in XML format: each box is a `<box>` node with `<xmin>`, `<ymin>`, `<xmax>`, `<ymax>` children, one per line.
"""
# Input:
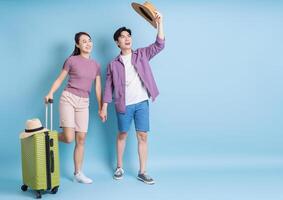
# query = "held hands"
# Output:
<box><xmin>99</xmin><ymin>106</ymin><xmax>107</xmax><ymax>123</ymax></box>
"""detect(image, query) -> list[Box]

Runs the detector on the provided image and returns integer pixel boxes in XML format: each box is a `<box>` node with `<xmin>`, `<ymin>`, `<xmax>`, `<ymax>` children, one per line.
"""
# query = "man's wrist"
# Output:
<box><xmin>102</xmin><ymin>104</ymin><xmax>108</xmax><ymax>111</ymax></box>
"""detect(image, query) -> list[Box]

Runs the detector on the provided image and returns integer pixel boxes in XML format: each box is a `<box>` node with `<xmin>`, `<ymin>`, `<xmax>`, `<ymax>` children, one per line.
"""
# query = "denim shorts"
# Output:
<box><xmin>116</xmin><ymin>100</ymin><xmax>149</xmax><ymax>133</ymax></box>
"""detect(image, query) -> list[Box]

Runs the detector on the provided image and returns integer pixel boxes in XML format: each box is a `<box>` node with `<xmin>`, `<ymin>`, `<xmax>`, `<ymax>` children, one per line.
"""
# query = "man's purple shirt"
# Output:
<box><xmin>103</xmin><ymin>36</ymin><xmax>165</xmax><ymax>113</ymax></box>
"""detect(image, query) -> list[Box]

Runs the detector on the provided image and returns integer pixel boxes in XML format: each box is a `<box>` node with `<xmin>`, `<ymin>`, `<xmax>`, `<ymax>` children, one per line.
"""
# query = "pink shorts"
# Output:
<box><xmin>59</xmin><ymin>90</ymin><xmax>89</xmax><ymax>133</ymax></box>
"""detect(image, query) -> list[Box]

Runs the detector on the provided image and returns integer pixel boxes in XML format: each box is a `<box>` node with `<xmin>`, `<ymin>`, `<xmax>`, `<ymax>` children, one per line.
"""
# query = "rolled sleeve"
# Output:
<box><xmin>142</xmin><ymin>36</ymin><xmax>165</xmax><ymax>60</ymax></box>
<box><xmin>156</xmin><ymin>36</ymin><xmax>165</xmax><ymax>46</ymax></box>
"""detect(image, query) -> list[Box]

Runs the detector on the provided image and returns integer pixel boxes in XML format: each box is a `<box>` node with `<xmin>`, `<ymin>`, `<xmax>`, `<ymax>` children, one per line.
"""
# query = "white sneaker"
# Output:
<box><xmin>73</xmin><ymin>171</ymin><xmax>93</xmax><ymax>184</ymax></box>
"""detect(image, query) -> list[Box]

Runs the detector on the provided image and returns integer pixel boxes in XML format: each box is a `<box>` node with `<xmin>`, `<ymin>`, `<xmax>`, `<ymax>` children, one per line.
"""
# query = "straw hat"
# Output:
<box><xmin>20</xmin><ymin>118</ymin><xmax>49</xmax><ymax>139</ymax></box>
<box><xmin>131</xmin><ymin>1</ymin><xmax>158</xmax><ymax>28</ymax></box>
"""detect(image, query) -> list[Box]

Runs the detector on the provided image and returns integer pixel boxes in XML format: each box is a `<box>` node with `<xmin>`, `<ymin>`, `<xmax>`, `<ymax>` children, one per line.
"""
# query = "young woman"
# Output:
<box><xmin>45</xmin><ymin>32</ymin><xmax>102</xmax><ymax>184</ymax></box>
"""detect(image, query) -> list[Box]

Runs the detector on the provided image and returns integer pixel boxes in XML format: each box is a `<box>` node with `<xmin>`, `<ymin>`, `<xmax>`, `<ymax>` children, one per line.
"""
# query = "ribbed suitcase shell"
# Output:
<box><xmin>21</xmin><ymin>130</ymin><xmax>60</xmax><ymax>190</ymax></box>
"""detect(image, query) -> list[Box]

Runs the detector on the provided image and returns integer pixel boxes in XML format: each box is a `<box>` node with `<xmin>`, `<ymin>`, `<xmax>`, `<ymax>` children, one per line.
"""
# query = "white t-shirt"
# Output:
<box><xmin>121</xmin><ymin>53</ymin><xmax>149</xmax><ymax>105</ymax></box>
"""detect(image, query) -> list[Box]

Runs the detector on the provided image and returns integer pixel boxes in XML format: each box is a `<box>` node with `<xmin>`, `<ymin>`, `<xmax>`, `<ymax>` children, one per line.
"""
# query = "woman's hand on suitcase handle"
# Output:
<box><xmin>45</xmin><ymin>93</ymin><xmax>53</xmax><ymax>104</ymax></box>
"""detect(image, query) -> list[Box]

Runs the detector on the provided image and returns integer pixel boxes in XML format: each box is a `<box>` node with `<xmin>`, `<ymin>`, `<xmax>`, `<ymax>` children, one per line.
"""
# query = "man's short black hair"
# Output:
<box><xmin>113</xmin><ymin>27</ymin><xmax>132</xmax><ymax>41</ymax></box>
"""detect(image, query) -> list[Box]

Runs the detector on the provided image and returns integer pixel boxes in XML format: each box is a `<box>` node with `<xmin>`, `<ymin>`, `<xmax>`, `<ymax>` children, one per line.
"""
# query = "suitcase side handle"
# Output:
<box><xmin>50</xmin><ymin>150</ymin><xmax>54</xmax><ymax>173</ymax></box>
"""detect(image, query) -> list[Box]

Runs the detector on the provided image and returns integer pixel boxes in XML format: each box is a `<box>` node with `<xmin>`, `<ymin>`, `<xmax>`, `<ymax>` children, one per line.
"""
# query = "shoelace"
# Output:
<box><xmin>142</xmin><ymin>173</ymin><xmax>152</xmax><ymax>180</ymax></box>
<box><xmin>78</xmin><ymin>172</ymin><xmax>89</xmax><ymax>180</ymax></box>
<box><xmin>115</xmin><ymin>168</ymin><xmax>123</xmax><ymax>175</ymax></box>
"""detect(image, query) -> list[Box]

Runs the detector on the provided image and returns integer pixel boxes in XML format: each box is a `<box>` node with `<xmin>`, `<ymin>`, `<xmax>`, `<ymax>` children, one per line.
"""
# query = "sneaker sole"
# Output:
<box><xmin>73</xmin><ymin>178</ymin><xmax>93</xmax><ymax>184</ymax></box>
<box><xmin>137</xmin><ymin>176</ymin><xmax>155</xmax><ymax>185</ymax></box>
<box><xmin>113</xmin><ymin>176</ymin><xmax>123</xmax><ymax>180</ymax></box>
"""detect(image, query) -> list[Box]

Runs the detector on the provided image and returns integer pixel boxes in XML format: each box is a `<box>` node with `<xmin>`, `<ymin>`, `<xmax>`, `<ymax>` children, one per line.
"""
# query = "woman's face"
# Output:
<box><xmin>76</xmin><ymin>34</ymin><xmax>93</xmax><ymax>54</ymax></box>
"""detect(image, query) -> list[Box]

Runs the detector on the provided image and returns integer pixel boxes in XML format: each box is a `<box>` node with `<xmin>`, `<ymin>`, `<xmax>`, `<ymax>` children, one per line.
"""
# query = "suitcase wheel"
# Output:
<box><xmin>35</xmin><ymin>190</ymin><xmax>41</xmax><ymax>199</ymax></box>
<box><xmin>21</xmin><ymin>185</ymin><xmax>28</xmax><ymax>191</ymax></box>
<box><xmin>51</xmin><ymin>186</ymin><xmax>59</xmax><ymax>194</ymax></box>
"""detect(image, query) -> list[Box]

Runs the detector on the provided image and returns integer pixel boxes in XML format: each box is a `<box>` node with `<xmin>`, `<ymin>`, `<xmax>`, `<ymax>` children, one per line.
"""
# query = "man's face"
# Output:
<box><xmin>116</xmin><ymin>31</ymin><xmax>132</xmax><ymax>50</ymax></box>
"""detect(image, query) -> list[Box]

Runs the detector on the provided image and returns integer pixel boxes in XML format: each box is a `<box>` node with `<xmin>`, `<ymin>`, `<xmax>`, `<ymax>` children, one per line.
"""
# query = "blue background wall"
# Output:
<box><xmin>0</xmin><ymin>0</ymin><xmax>282</xmax><ymax>199</ymax></box>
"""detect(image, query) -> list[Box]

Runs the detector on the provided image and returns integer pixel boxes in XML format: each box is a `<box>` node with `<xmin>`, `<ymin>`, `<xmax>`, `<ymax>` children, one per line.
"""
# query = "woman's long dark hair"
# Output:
<box><xmin>71</xmin><ymin>32</ymin><xmax>92</xmax><ymax>56</ymax></box>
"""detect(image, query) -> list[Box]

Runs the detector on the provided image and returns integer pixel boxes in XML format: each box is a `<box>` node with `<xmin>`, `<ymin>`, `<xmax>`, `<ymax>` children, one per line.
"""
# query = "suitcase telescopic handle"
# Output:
<box><xmin>45</xmin><ymin>99</ymin><xmax>53</xmax><ymax>130</ymax></box>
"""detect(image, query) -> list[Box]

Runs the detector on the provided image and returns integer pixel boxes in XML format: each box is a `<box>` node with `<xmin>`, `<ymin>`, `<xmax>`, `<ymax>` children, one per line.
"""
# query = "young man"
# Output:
<box><xmin>100</xmin><ymin>11</ymin><xmax>165</xmax><ymax>185</ymax></box>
